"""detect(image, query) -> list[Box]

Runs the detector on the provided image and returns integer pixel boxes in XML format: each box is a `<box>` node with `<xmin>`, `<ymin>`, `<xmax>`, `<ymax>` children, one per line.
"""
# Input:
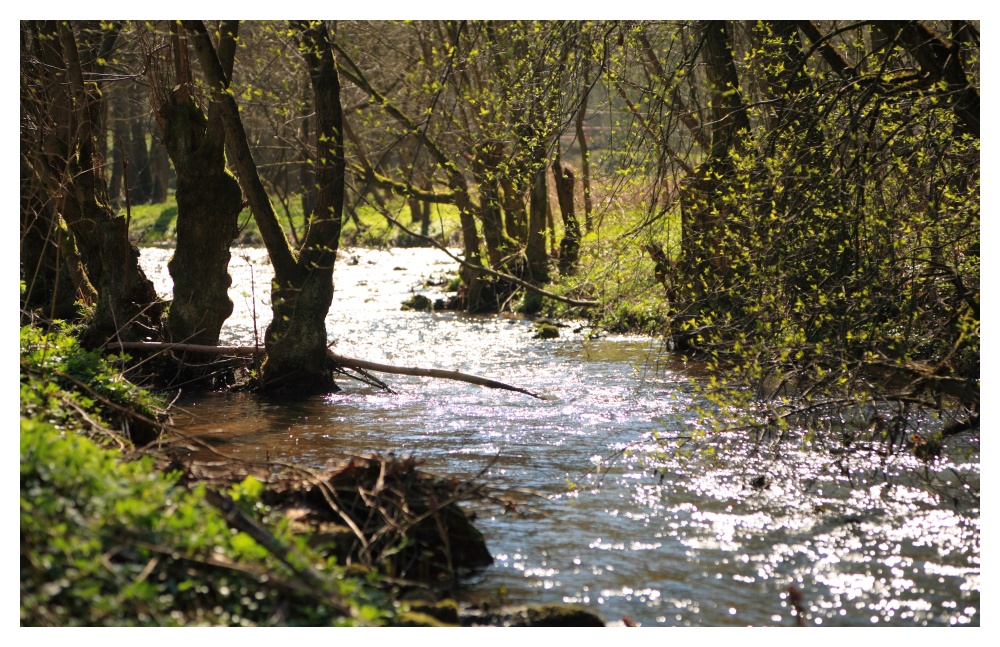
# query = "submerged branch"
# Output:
<box><xmin>107</xmin><ymin>341</ymin><xmax>542</xmax><ymax>399</ymax></box>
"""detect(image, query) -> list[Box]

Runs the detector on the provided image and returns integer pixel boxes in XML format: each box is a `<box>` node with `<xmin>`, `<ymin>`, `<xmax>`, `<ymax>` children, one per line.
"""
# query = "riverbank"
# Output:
<box><xmin>20</xmin><ymin>321</ymin><xmax>606</xmax><ymax>626</ymax></box>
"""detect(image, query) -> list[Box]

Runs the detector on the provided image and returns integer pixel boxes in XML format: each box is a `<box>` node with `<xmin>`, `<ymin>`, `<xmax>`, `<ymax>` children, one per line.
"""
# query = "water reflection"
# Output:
<box><xmin>143</xmin><ymin>246</ymin><xmax>979</xmax><ymax>626</ymax></box>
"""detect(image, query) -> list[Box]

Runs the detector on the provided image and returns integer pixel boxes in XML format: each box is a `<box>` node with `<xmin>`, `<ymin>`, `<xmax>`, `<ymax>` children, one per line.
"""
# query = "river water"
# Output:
<box><xmin>140</xmin><ymin>245</ymin><xmax>980</xmax><ymax>627</ymax></box>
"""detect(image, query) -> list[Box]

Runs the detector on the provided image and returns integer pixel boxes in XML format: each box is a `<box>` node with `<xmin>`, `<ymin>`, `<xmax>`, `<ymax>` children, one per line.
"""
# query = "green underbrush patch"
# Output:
<box><xmin>341</xmin><ymin>199</ymin><xmax>464</xmax><ymax>248</ymax></box>
<box><xmin>540</xmin><ymin>204</ymin><xmax>679</xmax><ymax>335</ymax></box>
<box><xmin>20</xmin><ymin>323</ymin><xmax>393</xmax><ymax>626</ymax></box>
<box><xmin>20</xmin><ymin>324</ymin><xmax>164</xmax><ymax>447</ymax></box>
<box><xmin>21</xmin><ymin>418</ymin><xmax>390</xmax><ymax>626</ymax></box>
<box><xmin>122</xmin><ymin>200</ymin><xmax>178</xmax><ymax>243</ymax></box>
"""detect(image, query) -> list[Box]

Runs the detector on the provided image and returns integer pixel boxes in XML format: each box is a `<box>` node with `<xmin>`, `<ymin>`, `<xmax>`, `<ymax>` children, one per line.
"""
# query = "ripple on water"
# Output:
<box><xmin>144</xmin><ymin>246</ymin><xmax>979</xmax><ymax>626</ymax></box>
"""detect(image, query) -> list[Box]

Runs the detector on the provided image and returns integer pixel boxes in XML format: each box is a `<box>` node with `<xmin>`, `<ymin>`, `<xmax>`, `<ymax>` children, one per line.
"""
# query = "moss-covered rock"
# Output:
<box><xmin>406</xmin><ymin>599</ymin><xmax>460</xmax><ymax>625</ymax></box>
<box><xmin>401</xmin><ymin>294</ymin><xmax>433</xmax><ymax>311</ymax></box>
<box><xmin>533</xmin><ymin>323</ymin><xmax>560</xmax><ymax>339</ymax></box>
<box><xmin>460</xmin><ymin>603</ymin><xmax>605</xmax><ymax>627</ymax></box>
<box><xmin>393</xmin><ymin>611</ymin><xmax>454</xmax><ymax>627</ymax></box>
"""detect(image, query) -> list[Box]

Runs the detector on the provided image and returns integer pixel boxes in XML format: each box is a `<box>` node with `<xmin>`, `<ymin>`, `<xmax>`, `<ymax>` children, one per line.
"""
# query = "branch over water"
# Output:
<box><xmin>107</xmin><ymin>341</ymin><xmax>543</xmax><ymax>399</ymax></box>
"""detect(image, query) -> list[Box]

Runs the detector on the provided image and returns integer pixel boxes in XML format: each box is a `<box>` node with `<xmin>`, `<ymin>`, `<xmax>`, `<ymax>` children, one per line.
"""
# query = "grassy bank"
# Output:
<box><xmin>124</xmin><ymin>194</ymin><xmax>464</xmax><ymax>248</ymax></box>
<box><xmin>20</xmin><ymin>324</ymin><xmax>394</xmax><ymax>626</ymax></box>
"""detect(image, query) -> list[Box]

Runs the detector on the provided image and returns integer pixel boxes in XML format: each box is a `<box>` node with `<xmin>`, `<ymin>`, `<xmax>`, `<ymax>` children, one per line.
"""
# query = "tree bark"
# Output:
<box><xmin>575</xmin><ymin>77</ymin><xmax>594</xmax><ymax>233</ymax></box>
<box><xmin>149</xmin><ymin>136</ymin><xmax>171</xmax><ymax>204</ymax></box>
<box><xmin>155</xmin><ymin>20</ymin><xmax>243</xmax><ymax>348</ymax></box>
<box><xmin>471</xmin><ymin>143</ymin><xmax>518</xmax><ymax>268</ymax></box>
<box><xmin>127</xmin><ymin>113</ymin><xmax>154</xmax><ymax>204</ymax></box>
<box><xmin>186</xmin><ymin>19</ymin><xmax>348</xmax><ymax>393</ymax></box>
<box><xmin>526</xmin><ymin>165</ymin><xmax>550</xmax><ymax>284</ymax></box>
<box><xmin>553</xmin><ymin>162</ymin><xmax>580</xmax><ymax>276</ymax></box>
<box><xmin>22</xmin><ymin>21</ymin><xmax>161</xmax><ymax>345</ymax></box>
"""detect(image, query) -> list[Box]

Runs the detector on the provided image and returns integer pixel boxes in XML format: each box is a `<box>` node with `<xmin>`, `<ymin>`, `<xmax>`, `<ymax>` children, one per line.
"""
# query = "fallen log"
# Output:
<box><xmin>107</xmin><ymin>341</ymin><xmax>542</xmax><ymax>399</ymax></box>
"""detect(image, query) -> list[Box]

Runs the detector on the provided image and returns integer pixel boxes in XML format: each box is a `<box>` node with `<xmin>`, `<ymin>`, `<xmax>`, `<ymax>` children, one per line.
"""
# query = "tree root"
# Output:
<box><xmin>106</xmin><ymin>341</ymin><xmax>542</xmax><ymax>398</ymax></box>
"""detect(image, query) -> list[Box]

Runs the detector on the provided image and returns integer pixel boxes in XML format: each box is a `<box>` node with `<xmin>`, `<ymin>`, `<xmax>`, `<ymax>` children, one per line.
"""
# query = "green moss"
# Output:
<box><xmin>517</xmin><ymin>290</ymin><xmax>544</xmax><ymax>315</ymax></box>
<box><xmin>392</xmin><ymin>611</ymin><xmax>455</xmax><ymax>627</ymax></box>
<box><xmin>400</xmin><ymin>294</ymin><xmax>433</xmax><ymax>311</ymax></box>
<box><xmin>406</xmin><ymin>599</ymin><xmax>460</xmax><ymax>624</ymax></box>
<box><xmin>533</xmin><ymin>323</ymin><xmax>560</xmax><ymax>339</ymax></box>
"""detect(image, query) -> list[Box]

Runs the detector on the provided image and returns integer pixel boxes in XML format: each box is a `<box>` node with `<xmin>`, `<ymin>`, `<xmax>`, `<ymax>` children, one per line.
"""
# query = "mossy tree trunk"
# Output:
<box><xmin>21</xmin><ymin>21</ymin><xmax>160</xmax><ymax>346</ymax></box>
<box><xmin>19</xmin><ymin>160</ymin><xmax>92</xmax><ymax>320</ymax></box>
<box><xmin>526</xmin><ymin>165</ymin><xmax>550</xmax><ymax>284</ymax></box>
<box><xmin>553</xmin><ymin>161</ymin><xmax>580</xmax><ymax>276</ymax></box>
<box><xmin>154</xmin><ymin>21</ymin><xmax>243</xmax><ymax>347</ymax></box>
<box><xmin>262</xmin><ymin>20</ymin><xmax>348</xmax><ymax>392</ymax></box>
<box><xmin>471</xmin><ymin>143</ymin><xmax>519</xmax><ymax>269</ymax></box>
<box><xmin>574</xmin><ymin>74</ymin><xmax>594</xmax><ymax>233</ymax></box>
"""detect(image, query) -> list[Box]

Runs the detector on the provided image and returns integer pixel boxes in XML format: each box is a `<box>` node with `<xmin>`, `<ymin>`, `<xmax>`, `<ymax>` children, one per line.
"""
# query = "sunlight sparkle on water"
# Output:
<box><xmin>145</xmin><ymin>246</ymin><xmax>979</xmax><ymax>627</ymax></box>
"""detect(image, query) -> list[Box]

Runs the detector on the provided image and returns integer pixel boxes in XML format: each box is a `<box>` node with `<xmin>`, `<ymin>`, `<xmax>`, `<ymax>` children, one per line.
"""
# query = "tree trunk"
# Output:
<box><xmin>526</xmin><ymin>165</ymin><xmax>550</xmax><ymax>284</ymax></box>
<box><xmin>298</xmin><ymin>82</ymin><xmax>316</xmax><ymax>221</ymax></box>
<box><xmin>128</xmin><ymin>116</ymin><xmax>154</xmax><ymax>204</ymax></box>
<box><xmin>452</xmin><ymin>180</ymin><xmax>486</xmax><ymax>312</ymax></box>
<box><xmin>679</xmin><ymin>20</ymin><xmax>748</xmax><ymax>278</ymax></box>
<box><xmin>22</xmin><ymin>21</ymin><xmax>161</xmax><ymax>345</ymax></box>
<box><xmin>553</xmin><ymin>162</ymin><xmax>580</xmax><ymax>276</ymax></box>
<box><xmin>575</xmin><ymin>78</ymin><xmax>594</xmax><ymax>233</ymax></box>
<box><xmin>418</xmin><ymin>197</ymin><xmax>431</xmax><ymax>238</ymax></box>
<box><xmin>260</xmin><ymin>19</ymin><xmax>347</xmax><ymax>393</ymax></box>
<box><xmin>107</xmin><ymin>123</ymin><xmax>125</xmax><ymax>207</ymax></box>
<box><xmin>185</xmin><ymin>19</ymin><xmax>346</xmax><ymax>393</ymax></box>
<box><xmin>471</xmin><ymin>144</ymin><xmax>518</xmax><ymax>268</ymax></box>
<box><xmin>149</xmin><ymin>136</ymin><xmax>171</xmax><ymax>204</ymax></box>
<box><xmin>155</xmin><ymin>21</ymin><xmax>243</xmax><ymax>348</ymax></box>
<box><xmin>19</xmin><ymin>161</ymin><xmax>86</xmax><ymax>320</ymax></box>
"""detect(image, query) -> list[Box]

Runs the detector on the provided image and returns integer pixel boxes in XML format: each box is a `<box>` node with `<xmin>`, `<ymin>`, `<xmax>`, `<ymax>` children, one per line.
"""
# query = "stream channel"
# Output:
<box><xmin>141</xmin><ymin>245</ymin><xmax>980</xmax><ymax>627</ymax></box>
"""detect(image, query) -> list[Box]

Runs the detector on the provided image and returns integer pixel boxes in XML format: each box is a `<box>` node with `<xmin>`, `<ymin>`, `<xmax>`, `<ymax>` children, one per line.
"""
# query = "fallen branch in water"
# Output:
<box><xmin>106</xmin><ymin>341</ymin><xmax>542</xmax><ymax>399</ymax></box>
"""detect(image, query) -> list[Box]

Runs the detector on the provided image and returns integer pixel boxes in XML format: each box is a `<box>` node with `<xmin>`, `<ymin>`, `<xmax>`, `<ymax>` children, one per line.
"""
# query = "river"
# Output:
<box><xmin>140</xmin><ymin>245</ymin><xmax>980</xmax><ymax>627</ymax></box>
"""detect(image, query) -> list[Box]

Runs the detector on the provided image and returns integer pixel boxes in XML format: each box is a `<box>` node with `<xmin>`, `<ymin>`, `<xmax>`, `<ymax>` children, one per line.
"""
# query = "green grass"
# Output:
<box><xmin>541</xmin><ymin>202</ymin><xmax>682</xmax><ymax>334</ymax></box>
<box><xmin>123</xmin><ymin>200</ymin><xmax>181</xmax><ymax>244</ymax></box>
<box><xmin>121</xmin><ymin>193</ymin><xmax>464</xmax><ymax>248</ymax></box>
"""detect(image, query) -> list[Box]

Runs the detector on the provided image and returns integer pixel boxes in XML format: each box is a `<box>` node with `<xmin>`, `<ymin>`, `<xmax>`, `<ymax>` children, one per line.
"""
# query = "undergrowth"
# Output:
<box><xmin>20</xmin><ymin>323</ymin><xmax>393</xmax><ymax>626</ymax></box>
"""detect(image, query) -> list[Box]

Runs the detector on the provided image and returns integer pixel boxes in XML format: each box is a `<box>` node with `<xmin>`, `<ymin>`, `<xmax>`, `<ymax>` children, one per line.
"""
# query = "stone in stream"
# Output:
<box><xmin>533</xmin><ymin>323</ymin><xmax>560</xmax><ymax>339</ymax></box>
<box><xmin>401</xmin><ymin>294</ymin><xmax>433</xmax><ymax>311</ymax></box>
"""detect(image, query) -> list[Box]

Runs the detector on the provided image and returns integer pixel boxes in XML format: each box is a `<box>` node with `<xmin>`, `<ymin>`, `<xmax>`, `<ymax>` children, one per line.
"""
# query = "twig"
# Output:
<box><xmin>202</xmin><ymin>488</ymin><xmax>335</xmax><ymax>596</ymax></box>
